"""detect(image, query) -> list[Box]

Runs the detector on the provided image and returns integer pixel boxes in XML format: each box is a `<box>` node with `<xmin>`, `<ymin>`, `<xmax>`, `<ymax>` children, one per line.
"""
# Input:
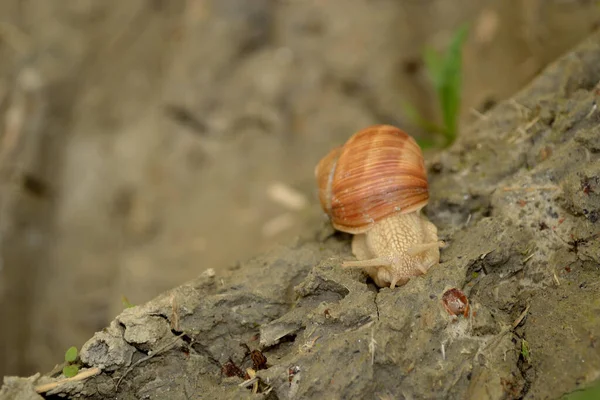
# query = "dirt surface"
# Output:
<box><xmin>2</xmin><ymin>27</ymin><xmax>600</xmax><ymax>400</ymax></box>
<box><xmin>1</xmin><ymin>0</ymin><xmax>600</xmax><ymax>385</ymax></box>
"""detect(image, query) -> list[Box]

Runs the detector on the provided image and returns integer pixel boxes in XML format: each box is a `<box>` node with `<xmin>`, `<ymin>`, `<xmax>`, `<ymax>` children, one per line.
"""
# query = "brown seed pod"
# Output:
<box><xmin>315</xmin><ymin>124</ymin><xmax>429</xmax><ymax>234</ymax></box>
<box><xmin>442</xmin><ymin>288</ymin><xmax>470</xmax><ymax>317</ymax></box>
<box><xmin>250</xmin><ymin>350</ymin><xmax>268</xmax><ymax>371</ymax></box>
<box><xmin>315</xmin><ymin>125</ymin><xmax>442</xmax><ymax>288</ymax></box>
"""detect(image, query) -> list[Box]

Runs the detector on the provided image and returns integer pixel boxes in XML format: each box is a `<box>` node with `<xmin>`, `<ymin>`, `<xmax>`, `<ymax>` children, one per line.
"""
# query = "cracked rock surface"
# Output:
<box><xmin>3</xmin><ymin>29</ymin><xmax>600</xmax><ymax>400</ymax></box>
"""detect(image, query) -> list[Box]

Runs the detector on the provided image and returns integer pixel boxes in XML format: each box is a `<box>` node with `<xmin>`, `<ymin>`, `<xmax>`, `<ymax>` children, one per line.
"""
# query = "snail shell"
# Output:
<box><xmin>315</xmin><ymin>124</ymin><xmax>429</xmax><ymax>234</ymax></box>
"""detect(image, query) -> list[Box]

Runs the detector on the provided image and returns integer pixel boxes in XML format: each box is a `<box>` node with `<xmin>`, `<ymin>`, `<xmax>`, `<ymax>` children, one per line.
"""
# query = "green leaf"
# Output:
<box><xmin>423</xmin><ymin>24</ymin><xmax>469</xmax><ymax>147</ymax></box>
<box><xmin>64</xmin><ymin>346</ymin><xmax>78</xmax><ymax>363</ymax></box>
<box><xmin>438</xmin><ymin>24</ymin><xmax>469</xmax><ymax>145</ymax></box>
<box><xmin>416</xmin><ymin>138</ymin><xmax>436</xmax><ymax>150</ymax></box>
<box><xmin>423</xmin><ymin>47</ymin><xmax>444</xmax><ymax>89</ymax></box>
<box><xmin>400</xmin><ymin>100</ymin><xmax>446</xmax><ymax>134</ymax></box>
<box><xmin>62</xmin><ymin>364</ymin><xmax>79</xmax><ymax>378</ymax></box>
<box><xmin>562</xmin><ymin>379</ymin><xmax>600</xmax><ymax>400</ymax></box>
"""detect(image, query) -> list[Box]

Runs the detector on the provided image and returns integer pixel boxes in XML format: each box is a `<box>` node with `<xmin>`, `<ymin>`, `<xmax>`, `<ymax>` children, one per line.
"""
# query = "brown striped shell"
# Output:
<box><xmin>315</xmin><ymin>125</ymin><xmax>429</xmax><ymax>234</ymax></box>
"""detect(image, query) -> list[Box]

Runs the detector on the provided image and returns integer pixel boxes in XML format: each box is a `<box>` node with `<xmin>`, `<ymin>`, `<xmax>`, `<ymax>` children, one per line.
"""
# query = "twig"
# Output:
<box><xmin>480</xmin><ymin>250</ymin><xmax>494</xmax><ymax>260</ymax></box>
<box><xmin>34</xmin><ymin>367</ymin><xmax>101</xmax><ymax>394</ymax></box>
<box><xmin>238</xmin><ymin>377</ymin><xmax>259</xmax><ymax>388</ymax></box>
<box><xmin>585</xmin><ymin>102</ymin><xmax>597</xmax><ymax>119</ymax></box>
<box><xmin>522</xmin><ymin>252</ymin><xmax>535</xmax><ymax>263</ymax></box>
<box><xmin>511</xmin><ymin>304</ymin><xmax>530</xmax><ymax>329</ymax></box>
<box><xmin>116</xmin><ymin>333</ymin><xmax>186</xmax><ymax>389</ymax></box>
<box><xmin>479</xmin><ymin>304</ymin><xmax>531</xmax><ymax>357</ymax></box>
<box><xmin>553</xmin><ymin>271</ymin><xmax>560</xmax><ymax>286</ymax></box>
<box><xmin>522</xmin><ymin>115</ymin><xmax>540</xmax><ymax>132</ymax></box>
<box><xmin>243</xmin><ymin>368</ymin><xmax>260</xmax><ymax>394</ymax></box>
<box><xmin>509</xmin><ymin>99</ymin><xmax>532</xmax><ymax>117</ymax></box>
<box><xmin>170</xmin><ymin>294</ymin><xmax>180</xmax><ymax>332</ymax></box>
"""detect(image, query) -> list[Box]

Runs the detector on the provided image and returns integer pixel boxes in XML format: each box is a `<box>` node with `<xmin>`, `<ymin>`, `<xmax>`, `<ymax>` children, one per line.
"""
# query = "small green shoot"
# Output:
<box><xmin>520</xmin><ymin>339</ymin><xmax>531</xmax><ymax>363</ymax></box>
<box><xmin>406</xmin><ymin>24</ymin><xmax>469</xmax><ymax>149</ymax></box>
<box><xmin>424</xmin><ymin>24</ymin><xmax>469</xmax><ymax>147</ymax></box>
<box><xmin>62</xmin><ymin>365</ymin><xmax>79</xmax><ymax>378</ymax></box>
<box><xmin>63</xmin><ymin>346</ymin><xmax>79</xmax><ymax>378</ymax></box>
<box><xmin>65</xmin><ymin>346</ymin><xmax>78</xmax><ymax>363</ymax></box>
<box><xmin>122</xmin><ymin>295</ymin><xmax>135</xmax><ymax>309</ymax></box>
<box><xmin>561</xmin><ymin>379</ymin><xmax>600</xmax><ymax>400</ymax></box>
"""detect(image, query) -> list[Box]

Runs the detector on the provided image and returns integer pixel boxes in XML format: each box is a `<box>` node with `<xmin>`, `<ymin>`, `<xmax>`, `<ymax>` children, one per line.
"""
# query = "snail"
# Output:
<box><xmin>315</xmin><ymin>125</ymin><xmax>443</xmax><ymax>288</ymax></box>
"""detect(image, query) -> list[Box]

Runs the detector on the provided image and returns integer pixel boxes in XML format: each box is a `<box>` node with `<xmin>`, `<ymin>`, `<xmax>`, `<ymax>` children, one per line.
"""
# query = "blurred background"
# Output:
<box><xmin>0</xmin><ymin>0</ymin><xmax>598</xmax><ymax>378</ymax></box>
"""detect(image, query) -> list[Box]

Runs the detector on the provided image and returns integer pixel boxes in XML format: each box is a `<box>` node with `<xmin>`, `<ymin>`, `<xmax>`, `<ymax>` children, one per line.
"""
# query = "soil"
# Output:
<box><xmin>0</xmin><ymin>1</ymin><xmax>600</xmax><ymax>399</ymax></box>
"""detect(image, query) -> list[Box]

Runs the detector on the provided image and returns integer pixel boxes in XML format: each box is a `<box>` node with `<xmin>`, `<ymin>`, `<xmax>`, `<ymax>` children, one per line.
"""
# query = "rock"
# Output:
<box><xmin>0</xmin><ymin>375</ymin><xmax>43</xmax><ymax>400</ymax></box>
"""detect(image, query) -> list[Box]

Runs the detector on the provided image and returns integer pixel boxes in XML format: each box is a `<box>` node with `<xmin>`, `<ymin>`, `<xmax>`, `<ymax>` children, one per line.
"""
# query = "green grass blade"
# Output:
<box><xmin>423</xmin><ymin>47</ymin><xmax>444</xmax><ymax>89</ymax></box>
<box><xmin>400</xmin><ymin>100</ymin><xmax>446</xmax><ymax>134</ymax></box>
<box><xmin>438</xmin><ymin>24</ymin><xmax>469</xmax><ymax>145</ymax></box>
<box><xmin>422</xmin><ymin>24</ymin><xmax>469</xmax><ymax>146</ymax></box>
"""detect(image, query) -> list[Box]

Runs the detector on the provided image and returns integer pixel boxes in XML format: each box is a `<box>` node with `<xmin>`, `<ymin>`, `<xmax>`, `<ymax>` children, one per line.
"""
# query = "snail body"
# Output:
<box><xmin>315</xmin><ymin>125</ymin><xmax>442</xmax><ymax>288</ymax></box>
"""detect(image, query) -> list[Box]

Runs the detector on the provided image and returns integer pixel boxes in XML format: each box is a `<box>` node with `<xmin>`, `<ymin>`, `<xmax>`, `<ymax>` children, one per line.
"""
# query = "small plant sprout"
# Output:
<box><xmin>122</xmin><ymin>295</ymin><xmax>135</xmax><ymax>309</ymax></box>
<box><xmin>520</xmin><ymin>339</ymin><xmax>531</xmax><ymax>363</ymax></box>
<box><xmin>404</xmin><ymin>24</ymin><xmax>469</xmax><ymax>149</ymax></box>
<box><xmin>63</xmin><ymin>346</ymin><xmax>80</xmax><ymax>378</ymax></box>
<box><xmin>424</xmin><ymin>24</ymin><xmax>469</xmax><ymax>147</ymax></box>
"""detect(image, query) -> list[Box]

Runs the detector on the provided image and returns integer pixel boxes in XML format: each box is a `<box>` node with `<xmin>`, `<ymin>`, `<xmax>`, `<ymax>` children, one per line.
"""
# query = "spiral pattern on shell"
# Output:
<box><xmin>315</xmin><ymin>125</ymin><xmax>429</xmax><ymax>234</ymax></box>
